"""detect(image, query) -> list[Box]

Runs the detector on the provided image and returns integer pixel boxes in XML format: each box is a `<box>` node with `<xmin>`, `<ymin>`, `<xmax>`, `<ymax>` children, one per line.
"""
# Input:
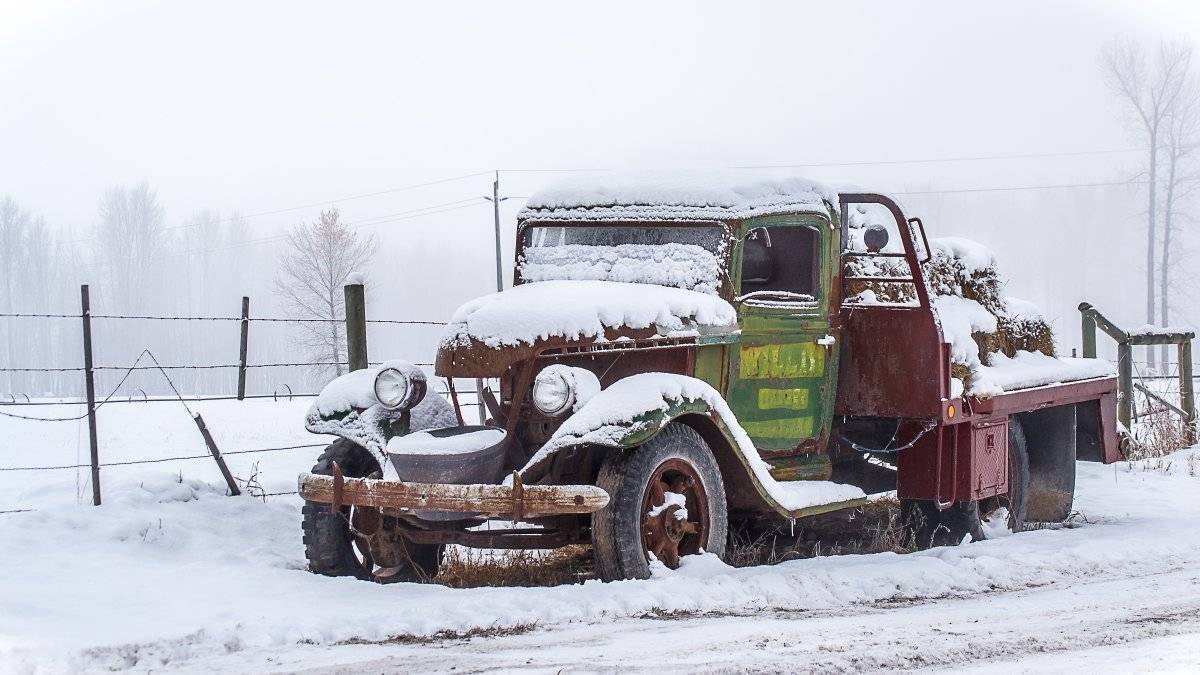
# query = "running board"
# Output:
<box><xmin>783</xmin><ymin>495</ymin><xmax>869</xmax><ymax>519</ymax></box>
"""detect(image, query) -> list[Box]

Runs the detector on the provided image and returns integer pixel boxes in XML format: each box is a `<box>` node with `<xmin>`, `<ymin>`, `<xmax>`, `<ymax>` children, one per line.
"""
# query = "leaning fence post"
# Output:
<box><xmin>81</xmin><ymin>285</ymin><xmax>101</xmax><ymax>506</ymax></box>
<box><xmin>1180</xmin><ymin>338</ymin><xmax>1196</xmax><ymax>445</ymax></box>
<box><xmin>1117</xmin><ymin>340</ymin><xmax>1133</xmax><ymax>429</ymax></box>
<box><xmin>344</xmin><ymin>283</ymin><xmax>368</xmax><ymax>371</ymax></box>
<box><xmin>237</xmin><ymin>296</ymin><xmax>250</xmax><ymax>400</ymax></box>
<box><xmin>193</xmin><ymin>412</ymin><xmax>240</xmax><ymax>496</ymax></box>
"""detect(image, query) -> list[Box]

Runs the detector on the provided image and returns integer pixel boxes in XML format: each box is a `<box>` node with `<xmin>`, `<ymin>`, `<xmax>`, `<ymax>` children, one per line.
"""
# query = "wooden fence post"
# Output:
<box><xmin>1117</xmin><ymin>341</ymin><xmax>1133</xmax><ymax>429</ymax></box>
<box><xmin>237</xmin><ymin>296</ymin><xmax>250</xmax><ymax>400</ymax></box>
<box><xmin>344</xmin><ymin>283</ymin><xmax>368</xmax><ymax>371</ymax></box>
<box><xmin>1079</xmin><ymin>303</ymin><xmax>1097</xmax><ymax>359</ymax></box>
<box><xmin>1180</xmin><ymin>338</ymin><xmax>1196</xmax><ymax>445</ymax></box>
<box><xmin>80</xmin><ymin>285</ymin><xmax>101</xmax><ymax>506</ymax></box>
<box><xmin>193</xmin><ymin>412</ymin><xmax>240</xmax><ymax>496</ymax></box>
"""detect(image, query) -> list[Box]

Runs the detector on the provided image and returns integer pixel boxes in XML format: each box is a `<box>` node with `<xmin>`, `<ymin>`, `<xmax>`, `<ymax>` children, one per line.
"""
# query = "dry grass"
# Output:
<box><xmin>1128</xmin><ymin>402</ymin><xmax>1191</xmax><ymax>461</ymax></box>
<box><xmin>334</xmin><ymin>623</ymin><xmax>538</xmax><ymax>646</ymax></box>
<box><xmin>428</xmin><ymin>500</ymin><xmax>918</xmax><ymax>588</ymax></box>
<box><xmin>436</xmin><ymin>544</ymin><xmax>594</xmax><ymax>588</ymax></box>
<box><xmin>727</xmin><ymin>497</ymin><xmax>915</xmax><ymax>567</ymax></box>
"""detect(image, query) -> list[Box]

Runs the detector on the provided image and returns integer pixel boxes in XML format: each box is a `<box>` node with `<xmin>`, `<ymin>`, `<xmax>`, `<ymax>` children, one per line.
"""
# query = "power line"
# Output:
<box><xmin>171</xmin><ymin>200</ymin><xmax>486</xmax><ymax>258</ymax></box>
<box><xmin>67</xmin><ymin>170</ymin><xmax>493</xmax><ymax>244</ymax></box>
<box><xmin>730</xmin><ymin>148</ymin><xmax>1143</xmax><ymax>170</ymax></box>
<box><xmin>892</xmin><ymin>177</ymin><xmax>1200</xmax><ymax>196</ymax></box>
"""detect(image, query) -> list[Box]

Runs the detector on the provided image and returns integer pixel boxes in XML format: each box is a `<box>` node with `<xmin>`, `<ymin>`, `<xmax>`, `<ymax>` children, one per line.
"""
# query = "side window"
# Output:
<box><xmin>739</xmin><ymin>226</ymin><xmax>820</xmax><ymax>302</ymax></box>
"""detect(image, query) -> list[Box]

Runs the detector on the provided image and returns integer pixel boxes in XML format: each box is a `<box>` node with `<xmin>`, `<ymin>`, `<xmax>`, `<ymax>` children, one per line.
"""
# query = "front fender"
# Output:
<box><xmin>519</xmin><ymin>392</ymin><xmax>738</xmax><ymax>481</ymax></box>
<box><xmin>305</xmin><ymin>403</ymin><xmax>408</xmax><ymax>456</ymax></box>
<box><xmin>304</xmin><ymin>360</ymin><xmax>458</xmax><ymax>457</ymax></box>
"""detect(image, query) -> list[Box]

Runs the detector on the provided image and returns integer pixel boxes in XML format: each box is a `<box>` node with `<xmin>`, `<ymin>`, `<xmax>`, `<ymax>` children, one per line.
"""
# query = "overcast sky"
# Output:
<box><xmin>2</xmin><ymin>1</ymin><xmax>1199</xmax><ymax>351</ymax></box>
<box><xmin>1</xmin><ymin>1</ymin><xmax>1196</xmax><ymax>226</ymax></box>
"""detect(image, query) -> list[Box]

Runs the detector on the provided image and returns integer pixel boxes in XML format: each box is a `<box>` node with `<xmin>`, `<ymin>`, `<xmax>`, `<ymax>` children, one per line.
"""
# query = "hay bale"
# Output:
<box><xmin>951</xmin><ymin>362</ymin><xmax>975</xmax><ymax>393</ymax></box>
<box><xmin>843</xmin><ymin>256</ymin><xmax>916</xmax><ymax>304</ymax></box>
<box><xmin>997</xmin><ymin>316</ymin><xmax>1055</xmax><ymax>358</ymax></box>
<box><xmin>841</xmin><ymin>234</ymin><xmax>1056</xmax><ymax>383</ymax></box>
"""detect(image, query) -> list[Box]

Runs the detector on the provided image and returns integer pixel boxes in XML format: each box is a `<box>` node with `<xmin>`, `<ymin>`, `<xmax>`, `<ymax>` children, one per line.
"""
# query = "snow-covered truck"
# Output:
<box><xmin>297</xmin><ymin>172</ymin><xmax>1124</xmax><ymax>583</ymax></box>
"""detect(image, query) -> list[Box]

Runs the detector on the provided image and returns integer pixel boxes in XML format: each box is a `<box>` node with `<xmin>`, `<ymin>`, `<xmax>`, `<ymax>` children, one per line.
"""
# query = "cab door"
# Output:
<box><xmin>727</xmin><ymin>215</ymin><xmax>839</xmax><ymax>459</ymax></box>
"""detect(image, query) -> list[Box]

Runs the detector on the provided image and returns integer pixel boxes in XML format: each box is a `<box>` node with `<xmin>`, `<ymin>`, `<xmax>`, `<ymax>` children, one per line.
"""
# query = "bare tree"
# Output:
<box><xmin>0</xmin><ymin>197</ymin><xmax>31</xmax><ymax>392</ymax></box>
<box><xmin>96</xmin><ymin>182</ymin><xmax>166</xmax><ymax>311</ymax></box>
<box><xmin>1101</xmin><ymin>38</ymin><xmax>1193</xmax><ymax>368</ymax></box>
<box><xmin>1161</xmin><ymin>75</ymin><xmax>1200</xmax><ymax>363</ymax></box>
<box><xmin>274</xmin><ymin>208</ymin><xmax>374</xmax><ymax>379</ymax></box>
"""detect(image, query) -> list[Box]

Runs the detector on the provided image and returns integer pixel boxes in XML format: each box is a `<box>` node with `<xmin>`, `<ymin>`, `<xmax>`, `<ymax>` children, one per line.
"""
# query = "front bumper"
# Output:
<box><xmin>297</xmin><ymin>470</ymin><xmax>610</xmax><ymax>521</ymax></box>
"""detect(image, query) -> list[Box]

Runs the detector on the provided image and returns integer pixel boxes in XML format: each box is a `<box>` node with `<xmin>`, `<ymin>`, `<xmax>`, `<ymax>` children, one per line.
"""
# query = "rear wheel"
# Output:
<box><xmin>902</xmin><ymin>420</ymin><xmax>1030</xmax><ymax>548</ymax></box>
<box><xmin>301</xmin><ymin>439</ymin><xmax>443</xmax><ymax>583</ymax></box>
<box><xmin>592</xmin><ymin>423</ymin><xmax>728</xmax><ymax>581</ymax></box>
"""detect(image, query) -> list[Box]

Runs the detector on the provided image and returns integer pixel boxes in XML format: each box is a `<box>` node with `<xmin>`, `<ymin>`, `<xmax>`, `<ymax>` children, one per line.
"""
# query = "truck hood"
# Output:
<box><xmin>436</xmin><ymin>280</ymin><xmax>737</xmax><ymax>377</ymax></box>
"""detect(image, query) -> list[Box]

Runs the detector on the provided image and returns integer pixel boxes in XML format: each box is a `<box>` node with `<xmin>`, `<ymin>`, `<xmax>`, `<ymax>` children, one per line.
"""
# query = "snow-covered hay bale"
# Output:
<box><xmin>843</xmin><ymin>224</ymin><xmax>1057</xmax><ymax>393</ymax></box>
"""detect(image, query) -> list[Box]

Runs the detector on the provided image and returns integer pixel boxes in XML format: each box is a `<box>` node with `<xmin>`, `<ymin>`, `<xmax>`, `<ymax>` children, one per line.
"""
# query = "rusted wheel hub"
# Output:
<box><xmin>641</xmin><ymin>458</ymin><xmax>710</xmax><ymax>568</ymax></box>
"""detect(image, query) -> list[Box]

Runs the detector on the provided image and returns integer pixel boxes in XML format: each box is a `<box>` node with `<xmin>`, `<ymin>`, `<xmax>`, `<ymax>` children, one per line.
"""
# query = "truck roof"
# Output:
<box><xmin>519</xmin><ymin>170</ymin><xmax>837</xmax><ymax>223</ymax></box>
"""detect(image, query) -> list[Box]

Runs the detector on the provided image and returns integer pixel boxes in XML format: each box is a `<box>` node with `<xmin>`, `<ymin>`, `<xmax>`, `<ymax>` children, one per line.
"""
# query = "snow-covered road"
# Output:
<box><xmin>266</xmin><ymin>566</ymin><xmax>1199</xmax><ymax>674</ymax></box>
<box><xmin>0</xmin><ymin>399</ymin><xmax>1197</xmax><ymax>673</ymax></box>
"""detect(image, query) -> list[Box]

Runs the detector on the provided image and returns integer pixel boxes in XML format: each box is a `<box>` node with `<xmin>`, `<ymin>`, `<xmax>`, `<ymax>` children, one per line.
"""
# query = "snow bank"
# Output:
<box><xmin>3</xmin><ymin>449</ymin><xmax>1197</xmax><ymax>672</ymax></box>
<box><xmin>520</xmin><ymin>170</ymin><xmax>836</xmax><ymax>222</ymax></box>
<box><xmin>441</xmin><ymin>280</ymin><xmax>737</xmax><ymax>349</ymax></box>
<box><xmin>522</xmin><ymin>373</ymin><xmax>864</xmax><ymax>513</ymax></box>
<box><xmin>519</xmin><ymin>242</ymin><xmax>723</xmax><ymax>295</ymax></box>
<box><xmin>972</xmin><ymin>351</ymin><xmax>1117</xmax><ymax>398</ymax></box>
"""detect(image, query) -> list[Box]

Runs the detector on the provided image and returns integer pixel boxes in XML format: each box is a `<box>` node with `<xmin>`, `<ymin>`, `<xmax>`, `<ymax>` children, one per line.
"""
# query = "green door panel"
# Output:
<box><xmin>729</xmin><ymin>214</ymin><xmax>840</xmax><ymax>455</ymax></box>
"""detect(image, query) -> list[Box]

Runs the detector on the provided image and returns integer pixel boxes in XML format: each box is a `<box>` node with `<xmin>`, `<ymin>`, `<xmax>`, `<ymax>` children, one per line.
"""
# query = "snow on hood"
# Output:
<box><xmin>520</xmin><ymin>170</ymin><xmax>836</xmax><ymax>221</ymax></box>
<box><xmin>441</xmin><ymin>280</ymin><xmax>737</xmax><ymax>349</ymax></box>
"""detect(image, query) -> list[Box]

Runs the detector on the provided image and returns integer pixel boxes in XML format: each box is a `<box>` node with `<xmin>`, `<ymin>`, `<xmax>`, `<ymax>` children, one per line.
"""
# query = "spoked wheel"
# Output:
<box><xmin>302</xmin><ymin>439</ymin><xmax>442</xmax><ymax>583</ymax></box>
<box><xmin>593</xmin><ymin>423</ymin><xmax>728</xmax><ymax>581</ymax></box>
<box><xmin>641</xmin><ymin>459</ymin><xmax>711</xmax><ymax>568</ymax></box>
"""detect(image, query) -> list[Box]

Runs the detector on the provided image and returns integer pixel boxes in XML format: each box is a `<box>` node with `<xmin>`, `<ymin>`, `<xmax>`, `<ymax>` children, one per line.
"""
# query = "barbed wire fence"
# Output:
<box><xmin>0</xmin><ymin>284</ymin><xmax>485</xmax><ymax>514</ymax></box>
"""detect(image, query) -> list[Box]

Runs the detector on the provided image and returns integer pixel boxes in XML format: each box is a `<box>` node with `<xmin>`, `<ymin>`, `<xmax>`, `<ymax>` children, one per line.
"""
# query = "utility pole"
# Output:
<box><xmin>484</xmin><ymin>170</ymin><xmax>508</xmax><ymax>293</ymax></box>
<box><xmin>480</xmin><ymin>171</ymin><xmax>509</xmax><ymax>425</ymax></box>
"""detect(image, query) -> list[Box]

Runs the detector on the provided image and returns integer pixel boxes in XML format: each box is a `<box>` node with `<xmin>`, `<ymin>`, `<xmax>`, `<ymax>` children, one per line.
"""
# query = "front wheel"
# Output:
<box><xmin>591</xmin><ymin>423</ymin><xmax>728</xmax><ymax>581</ymax></box>
<box><xmin>902</xmin><ymin>419</ymin><xmax>1030</xmax><ymax>548</ymax></box>
<box><xmin>301</xmin><ymin>439</ymin><xmax>443</xmax><ymax>583</ymax></box>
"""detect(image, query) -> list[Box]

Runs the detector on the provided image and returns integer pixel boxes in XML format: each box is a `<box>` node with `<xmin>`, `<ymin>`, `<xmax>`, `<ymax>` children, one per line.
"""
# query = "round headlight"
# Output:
<box><xmin>374</xmin><ymin>367</ymin><xmax>411</xmax><ymax>409</ymax></box>
<box><xmin>532</xmin><ymin>368</ymin><xmax>575</xmax><ymax>416</ymax></box>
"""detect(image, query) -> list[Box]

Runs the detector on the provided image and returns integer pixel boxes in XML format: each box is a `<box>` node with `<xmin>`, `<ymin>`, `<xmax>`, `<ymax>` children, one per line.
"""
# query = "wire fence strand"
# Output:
<box><xmin>0</xmin><ymin>311</ymin><xmax>445</xmax><ymax>325</ymax></box>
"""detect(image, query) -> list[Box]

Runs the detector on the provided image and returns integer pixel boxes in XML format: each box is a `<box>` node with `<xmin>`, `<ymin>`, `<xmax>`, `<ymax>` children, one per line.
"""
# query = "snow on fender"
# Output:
<box><xmin>518</xmin><ymin>372</ymin><xmax>865</xmax><ymax>515</ymax></box>
<box><xmin>304</xmin><ymin>359</ymin><xmax>457</xmax><ymax>456</ymax></box>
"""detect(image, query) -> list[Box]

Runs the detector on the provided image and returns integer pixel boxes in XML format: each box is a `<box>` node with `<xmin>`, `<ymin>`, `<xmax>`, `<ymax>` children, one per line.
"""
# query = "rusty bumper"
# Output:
<box><xmin>297</xmin><ymin>469</ymin><xmax>610</xmax><ymax>520</ymax></box>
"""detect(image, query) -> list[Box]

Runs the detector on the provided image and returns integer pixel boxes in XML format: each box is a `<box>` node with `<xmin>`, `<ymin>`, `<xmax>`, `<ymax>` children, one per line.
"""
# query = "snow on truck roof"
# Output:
<box><xmin>520</xmin><ymin>170</ymin><xmax>838</xmax><ymax>222</ymax></box>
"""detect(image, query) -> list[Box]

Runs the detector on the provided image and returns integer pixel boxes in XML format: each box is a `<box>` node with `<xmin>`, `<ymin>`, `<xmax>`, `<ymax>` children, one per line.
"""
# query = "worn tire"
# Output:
<box><xmin>902</xmin><ymin>419</ymin><xmax>1030</xmax><ymax>548</ymax></box>
<box><xmin>301</xmin><ymin>439</ymin><xmax>442</xmax><ymax>583</ymax></box>
<box><xmin>592</xmin><ymin>423</ymin><xmax>728</xmax><ymax>581</ymax></box>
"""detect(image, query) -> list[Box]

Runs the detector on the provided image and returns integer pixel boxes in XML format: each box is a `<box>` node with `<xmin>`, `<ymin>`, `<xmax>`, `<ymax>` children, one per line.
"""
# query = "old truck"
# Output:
<box><xmin>297</xmin><ymin>173</ymin><xmax>1124</xmax><ymax>583</ymax></box>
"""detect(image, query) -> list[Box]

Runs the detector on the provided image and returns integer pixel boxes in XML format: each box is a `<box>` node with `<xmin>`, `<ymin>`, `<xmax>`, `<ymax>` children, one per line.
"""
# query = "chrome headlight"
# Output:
<box><xmin>374</xmin><ymin>366</ymin><xmax>424</xmax><ymax>410</ymax></box>
<box><xmin>532</xmin><ymin>368</ymin><xmax>575</xmax><ymax>416</ymax></box>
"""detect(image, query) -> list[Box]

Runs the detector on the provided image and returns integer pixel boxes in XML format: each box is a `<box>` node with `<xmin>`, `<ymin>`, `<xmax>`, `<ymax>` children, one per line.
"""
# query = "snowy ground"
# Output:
<box><xmin>1</xmin><ymin>401</ymin><xmax>1198</xmax><ymax>673</ymax></box>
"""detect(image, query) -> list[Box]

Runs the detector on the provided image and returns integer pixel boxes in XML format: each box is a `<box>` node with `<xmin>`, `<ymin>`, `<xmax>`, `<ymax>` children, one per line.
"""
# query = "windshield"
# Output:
<box><xmin>518</xmin><ymin>224</ymin><xmax>727</xmax><ymax>294</ymax></box>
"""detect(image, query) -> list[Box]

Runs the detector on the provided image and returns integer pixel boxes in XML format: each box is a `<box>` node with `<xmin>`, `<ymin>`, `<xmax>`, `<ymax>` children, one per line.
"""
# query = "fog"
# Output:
<box><xmin>1</xmin><ymin>1</ymin><xmax>1198</xmax><ymax>397</ymax></box>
